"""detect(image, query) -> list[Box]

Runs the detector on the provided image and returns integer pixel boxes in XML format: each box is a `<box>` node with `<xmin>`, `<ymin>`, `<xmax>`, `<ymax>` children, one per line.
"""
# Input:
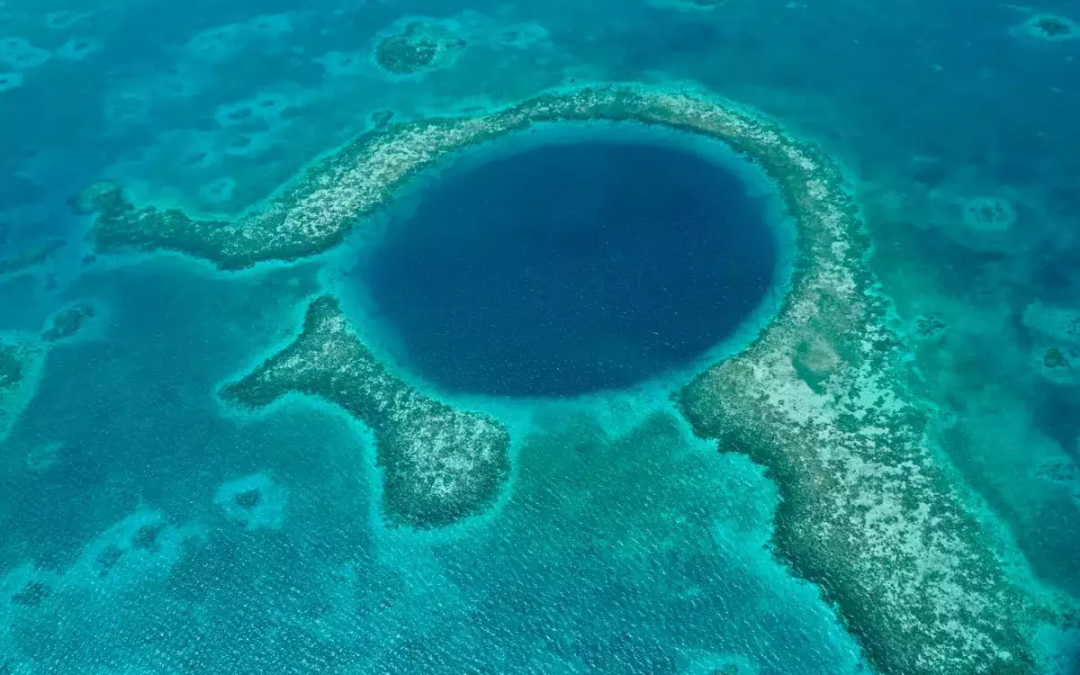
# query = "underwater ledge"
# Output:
<box><xmin>77</xmin><ymin>83</ymin><xmax>1058</xmax><ymax>675</ymax></box>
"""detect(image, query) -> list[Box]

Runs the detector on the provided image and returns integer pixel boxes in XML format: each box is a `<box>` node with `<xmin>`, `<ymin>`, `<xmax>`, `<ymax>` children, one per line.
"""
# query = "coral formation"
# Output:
<box><xmin>0</xmin><ymin>38</ymin><xmax>51</xmax><ymax>70</ymax></box>
<box><xmin>0</xmin><ymin>565</ymin><xmax>55</xmax><ymax>611</ymax></box>
<box><xmin>56</xmin><ymin>38</ymin><xmax>102</xmax><ymax>61</ymax></box>
<box><xmin>0</xmin><ymin>239</ymin><xmax>65</xmax><ymax>277</ymax></box>
<box><xmin>77</xmin><ymin>82</ymin><xmax>1051</xmax><ymax>670</ymax></box>
<box><xmin>214</xmin><ymin>473</ymin><xmax>287</xmax><ymax>530</ymax></box>
<box><xmin>374</xmin><ymin>22</ymin><xmax>466</xmax><ymax>75</ymax></box>
<box><xmin>962</xmin><ymin>196</ymin><xmax>1016</xmax><ymax>233</ymax></box>
<box><xmin>651</xmin><ymin>0</ymin><xmax>729</xmax><ymax>11</ymax></box>
<box><xmin>64</xmin><ymin>510</ymin><xmax>195</xmax><ymax>590</ymax></box>
<box><xmin>75</xmin><ymin>85</ymin><xmax>802</xmax><ymax>269</ymax></box>
<box><xmin>1021</xmin><ymin>14</ymin><xmax>1079</xmax><ymax>41</ymax></box>
<box><xmin>671</xmin><ymin>97</ymin><xmax>1044</xmax><ymax>675</ymax></box>
<box><xmin>220</xmin><ymin>297</ymin><xmax>510</xmax><ymax>528</ymax></box>
<box><xmin>0</xmin><ymin>335</ymin><xmax>46</xmax><ymax>445</ymax></box>
<box><xmin>1043</xmin><ymin>347</ymin><xmax>1068</xmax><ymax>370</ymax></box>
<box><xmin>41</xmin><ymin>304</ymin><xmax>95</xmax><ymax>343</ymax></box>
<box><xmin>0</xmin><ymin>72</ymin><xmax>22</xmax><ymax>94</ymax></box>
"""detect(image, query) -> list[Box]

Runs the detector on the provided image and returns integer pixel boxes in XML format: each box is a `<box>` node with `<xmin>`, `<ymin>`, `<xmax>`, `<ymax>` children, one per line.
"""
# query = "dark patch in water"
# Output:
<box><xmin>358</xmin><ymin>141</ymin><xmax>779</xmax><ymax>397</ymax></box>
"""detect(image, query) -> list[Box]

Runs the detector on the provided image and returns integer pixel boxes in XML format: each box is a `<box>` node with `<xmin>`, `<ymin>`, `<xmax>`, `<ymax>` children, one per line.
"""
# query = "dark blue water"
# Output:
<box><xmin>358</xmin><ymin>140</ymin><xmax>779</xmax><ymax>398</ymax></box>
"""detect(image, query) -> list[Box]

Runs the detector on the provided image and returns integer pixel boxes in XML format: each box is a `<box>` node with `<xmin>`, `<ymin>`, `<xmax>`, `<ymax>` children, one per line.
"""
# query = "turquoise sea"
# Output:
<box><xmin>1</xmin><ymin>1</ymin><xmax>1079</xmax><ymax>674</ymax></box>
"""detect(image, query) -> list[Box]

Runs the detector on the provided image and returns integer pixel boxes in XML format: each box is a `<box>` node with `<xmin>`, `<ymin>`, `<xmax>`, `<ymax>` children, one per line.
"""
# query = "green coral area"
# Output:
<box><xmin>1042</xmin><ymin>347</ymin><xmax>1068</xmax><ymax>369</ymax></box>
<box><xmin>0</xmin><ymin>239</ymin><xmax>65</xmax><ymax>277</ymax></box>
<box><xmin>79</xmin><ymin>83</ymin><xmax>1057</xmax><ymax>672</ymax></box>
<box><xmin>374</xmin><ymin>22</ymin><xmax>466</xmax><ymax>75</ymax></box>
<box><xmin>0</xmin><ymin>335</ymin><xmax>45</xmax><ymax>445</ymax></box>
<box><xmin>1027</xmin><ymin>14</ymin><xmax>1078</xmax><ymax>40</ymax></box>
<box><xmin>41</xmin><ymin>304</ymin><xmax>95</xmax><ymax>343</ymax></box>
<box><xmin>219</xmin><ymin>296</ymin><xmax>510</xmax><ymax>528</ymax></box>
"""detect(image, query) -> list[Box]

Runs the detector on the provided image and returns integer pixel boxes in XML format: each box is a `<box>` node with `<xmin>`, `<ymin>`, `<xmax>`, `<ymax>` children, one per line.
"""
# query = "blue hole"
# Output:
<box><xmin>355</xmin><ymin>137</ymin><xmax>783</xmax><ymax>398</ymax></box>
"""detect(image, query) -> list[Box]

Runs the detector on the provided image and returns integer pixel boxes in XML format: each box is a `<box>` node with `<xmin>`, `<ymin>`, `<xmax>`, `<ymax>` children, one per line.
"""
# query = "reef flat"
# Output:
<box><xmin>673</xmin><ymin>111</ymin><xmax>1043</xmax><ymax>674</ymax></box>
<box><xmin>219</xmin><ymin>296</ymin><xmax>510</xmax><ymax>528</ymax></box>
<box><xmin>79</xmin><ymin>83</ymin><xmax>1049</xmax><ymax>673</ymax></box>
<box><xmin>0</xmin><ymin>305</ymin><xmax>95</xmax><ymax>445</ymax></box>
<box><xmin>0</xmin><ymin>239</ymin><xmax>65</xmax><ymax>278</ymax></box>
<box><xmin>0</xmin><ymin>334</ymin><xmax>45</xmax><ymax>445</ymax></box>
<box><xmin>41</xmin><ymin>304</ymin><xmax>95</xmax><ymax>343</ymax></box>
<box><xmin>373</xmin><ymin>21</ymin><xmax>466</xmax><ymax>75</ymax></box>
<box><xmin>77</xmin><ymin>85</ymin><xmax>812</xmax><ymax>269</ymax></box>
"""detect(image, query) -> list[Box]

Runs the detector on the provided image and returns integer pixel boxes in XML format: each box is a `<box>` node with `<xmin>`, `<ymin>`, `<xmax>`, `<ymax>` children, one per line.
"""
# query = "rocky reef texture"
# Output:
<box><xmin>214</xmin><ymin>472</ymin><xmax>288</xmax><ymax>530</ymax></box>
<box><xmin>671</xmin><ymin>104</ymin><xmax>1045</xmax><ymax>674</ymax></box>
<box><xmin>0</xmin><ymin>238</ymin><xmax>64</xmax><ymax>277</ymax></box>
<box><xmin>72</xmin><ymin>86</ymin><xmax>798</xmax><ymax>269</ymax></box>
<box><xmin>1</xmin><ymin>305</ymin><xmax>97</xmax><ymax>444</ymax></box>
<box><xmin>374</xmin><ymin>21</ymin><xmax>466</xmax><ymax>75</ymax></box>
<box><xmin>41</xmin><ymin>303</ymin><xmax>95</xmax><ymax>343</ymax></box>
<box><xmin>220</xmin><ymin>296</ymin><xmax>510</xmax><ymax>528</ymax></box>
<box><xmin>0</xmin><ymin>334</ymin><xmax>45</xmax><ymax>445</ymax></box>
<box><xmin>1021</xmin><ymin>14</ymin><xmax>1079</xmax><ymax>41</ymax></box>
<box><xmin>79</xmin><ymin>83</ymin><xmax>1049</xmax><ymax>671</ymax></box>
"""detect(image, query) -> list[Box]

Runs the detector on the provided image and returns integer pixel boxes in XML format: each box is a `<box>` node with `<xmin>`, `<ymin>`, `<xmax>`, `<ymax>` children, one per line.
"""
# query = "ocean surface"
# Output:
<box><xmin>1</xmin><ymin>0</ymin><xmax>1079</xmax><ymax>674</ymax></box>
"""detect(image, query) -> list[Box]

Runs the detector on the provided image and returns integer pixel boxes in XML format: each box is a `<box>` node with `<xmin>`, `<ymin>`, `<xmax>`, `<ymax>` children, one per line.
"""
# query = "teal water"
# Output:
<box><xmin>2</xmin><ymin>0</ymin><xmax>1080</xmax><ymax>674</ymax></box>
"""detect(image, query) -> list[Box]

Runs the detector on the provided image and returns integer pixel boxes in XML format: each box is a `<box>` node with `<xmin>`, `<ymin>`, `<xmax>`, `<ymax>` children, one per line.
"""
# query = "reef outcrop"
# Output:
<box><xmin>220</xmin><ymin>296</ymin><xmax>510</xmax><ymax>528</ymax></box>
<box><xmin>1020</xmin><ymin>14</ymin><xmax>1079</xmax><ymax>41</ymax></box>
<box><xmin>0</xmin><ymin>334</ymin><xmax>45</xmax><ymax>445</ymax></box>
<box><xmin>374</xmin><ymin>21</ymin><xmax>466</xmax><ymax>75</ymax></box>
<box><xmin>0</xmin><ymin>239</ymin><xmax>65</xmax><ymax>278</ymax></box>
<box><xmin>41</xmin><ymin>303</ymin><xmax>95</xmax><ymax>343</ymax></box>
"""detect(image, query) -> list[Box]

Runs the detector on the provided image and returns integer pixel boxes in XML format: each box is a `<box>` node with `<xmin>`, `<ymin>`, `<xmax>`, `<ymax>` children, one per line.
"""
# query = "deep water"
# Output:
<box><xmin>2</xmin><ymin>0</ymin><xmax>1080</xmax><ymax>673</ymax></box>
<box><xmin>357</xmin><ymin>139</ymin><xmax>780</xmax><ymax>397</ymax></box>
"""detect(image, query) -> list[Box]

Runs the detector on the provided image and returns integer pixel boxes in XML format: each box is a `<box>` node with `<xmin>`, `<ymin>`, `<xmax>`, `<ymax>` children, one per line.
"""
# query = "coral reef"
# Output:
<box><xmin>41</xmin><ymin>304</ymin><xmax>95</xmax><ymax>343</ymax></box>
<box><xmin>374</xmin><ymin>21</ymin><xmax>466</xmax><ymax>75</ymax></box>
<box><xmin>672</xmin><ymin>95</ymin><xmax>1045</xmax><ymax>675</ymax></box>
<box><xmin>77</xmin><ymin>82</ymin><xmax>1051</xmax><ymax>670</ymax></box>
<box><xmin>0</xmin><ymin>72</ymin><xmax>22</xmax><ymax>94</ymax></box>
<box><xmin>0</xmin><ymin>335</ymin><xmax>46</xmax><ymax>445</ymax></box>
<box><xmin>962</xmin><ymin>196</ymin><xmax>1017</xmax><ymax>233</ymax></box>
<box><xmin>0</xmin><ymin>38</ymin><xmax>51</xmax><ymax>70</ymax></box>
<box><xmin>1020</xmin><ymin>14</ymin><xmax>1079</xmax><ymax>41</ymax></box>
<box><xmin>72</xmin><ymin>85</ymin><xmax>803</xmax><ymax>269</ymax></box>
<box><xmin>64</xmin><ymin>510</ymin><xmax>195</xmax><ymax>590</ymax></box>
<box><xmin>214</xmin><ymin>473</ymin><xmax>287</xmax><ymax>530</ymax></box>
<box><xmin>1</xmin><ymin>565</ymin><xmax>55</xmax><ymax>611</ymax></box>
<box><xmin>0</xmin><ymin>239</ymin><xmax>65</xmax><ymax>277</ymax></box>
<box><xmin>220</xmin><ymin>296</ymin><xmax>510</xmax><ymax>528</ymax></box>
<box><xmin>650</xmin><ymin>0</ymin><xmax>729</xmax><ymax>11</ymax></box>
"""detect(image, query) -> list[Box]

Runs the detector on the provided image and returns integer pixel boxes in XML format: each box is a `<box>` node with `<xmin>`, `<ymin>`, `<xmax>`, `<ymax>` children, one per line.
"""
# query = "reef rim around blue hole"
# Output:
<box><xmin>347</xmin><ymin>122</ymin><xmax>795</xmax><ymax>400</ymax></box>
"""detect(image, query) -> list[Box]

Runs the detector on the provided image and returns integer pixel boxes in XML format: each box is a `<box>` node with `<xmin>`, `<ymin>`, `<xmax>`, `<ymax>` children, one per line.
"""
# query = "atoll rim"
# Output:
<box><xmin>72</xmin><ymin>82</ymin><xmax>1060</xmax><ymax>674</ymax></box>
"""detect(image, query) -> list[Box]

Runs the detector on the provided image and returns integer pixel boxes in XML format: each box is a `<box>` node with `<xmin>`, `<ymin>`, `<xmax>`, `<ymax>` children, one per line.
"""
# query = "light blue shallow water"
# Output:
<box><xmin>1</xmin><ymin>1</ymin><xmax>1079</xmax><ymax>673</ymax></box>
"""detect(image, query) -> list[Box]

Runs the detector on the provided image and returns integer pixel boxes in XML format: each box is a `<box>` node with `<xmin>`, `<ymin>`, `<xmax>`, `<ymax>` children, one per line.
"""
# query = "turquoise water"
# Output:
<box><xmin>1</xmin><ymin>1</ymin><xmax>1079</xmax><ymax>674</ymax></box>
